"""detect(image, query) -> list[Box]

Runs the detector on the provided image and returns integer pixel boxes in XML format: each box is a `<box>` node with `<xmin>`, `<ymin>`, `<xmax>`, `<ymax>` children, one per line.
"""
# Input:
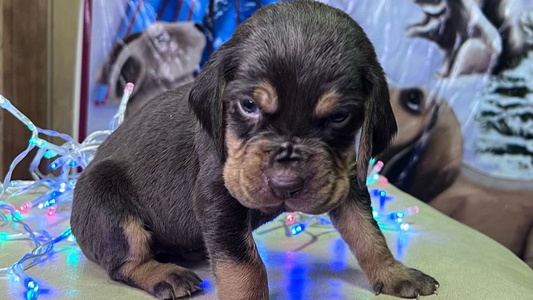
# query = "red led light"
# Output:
<box><xmin>47</xmin><ymin>207</ymin><xmax>56</xmax><ymax>216</ymax></box>
<box><xmin>286</xmin><ymin>213</ymin><xmax>295</xmax><ymax>224</ymax></box>
<box><xmin>378</xmin><ymin>176</ymin><xmax>388</xmax><ymax>184</ymax></box>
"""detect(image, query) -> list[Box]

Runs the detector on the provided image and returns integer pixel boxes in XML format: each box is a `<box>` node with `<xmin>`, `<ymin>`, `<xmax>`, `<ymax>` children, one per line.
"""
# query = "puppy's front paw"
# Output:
<box><xmin>372</xmin><ymin>264</ymin><xmax>439</xmax><ymax>298</ymax></box>
<box><xmin>152</xmin><ymin>268</ymin><xmax>202</xmax><ymax>300</ymax></box>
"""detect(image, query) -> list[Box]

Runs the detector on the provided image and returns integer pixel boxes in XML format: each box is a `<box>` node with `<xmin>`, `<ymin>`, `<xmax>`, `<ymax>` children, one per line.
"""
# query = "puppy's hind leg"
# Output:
<box><xmin>118</xmin><ymin>217</ymin><xmax>202</xmax><ymax>299</ymax></box>
<box><xmin>71</xmin><ymin>160</ymin><xmax>202</xmax><ymax>299</ymax></box>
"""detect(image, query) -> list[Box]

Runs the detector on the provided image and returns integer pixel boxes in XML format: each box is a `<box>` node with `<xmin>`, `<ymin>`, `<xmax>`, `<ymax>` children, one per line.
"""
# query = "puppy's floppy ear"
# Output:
<box><xmin>188</xmin><ymin>44</ymin><xmax>235</xmax><ymax>161</ymax></box>
<box><xmin>356</xmin><ymin>65</ymin><xmax>398</xmax><ymax>188</ymax></box>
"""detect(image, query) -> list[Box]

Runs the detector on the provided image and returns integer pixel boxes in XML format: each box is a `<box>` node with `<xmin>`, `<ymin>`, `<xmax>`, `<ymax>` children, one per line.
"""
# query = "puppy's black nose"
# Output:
<box><xmin>274</xmin><ymin>142</ymin><xmax>302</xmax><ymax>163</ymax></box>
<box><xmin>268</xmin><ymin>176</ymin><xmax>304</xmax><ymax>198</ymax></box>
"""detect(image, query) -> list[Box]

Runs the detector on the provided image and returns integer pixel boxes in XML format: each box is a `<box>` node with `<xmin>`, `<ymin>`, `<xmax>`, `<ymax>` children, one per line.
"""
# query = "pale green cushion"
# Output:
<box><xmin>1</xmin><ymin>182</ymin><xmax>532</xmax><ymax>299</ymax></box>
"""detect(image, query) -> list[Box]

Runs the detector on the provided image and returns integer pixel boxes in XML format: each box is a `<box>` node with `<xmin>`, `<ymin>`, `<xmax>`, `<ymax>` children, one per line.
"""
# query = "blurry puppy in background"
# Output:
<box><xmin>380</xmin><ymin>85</ymin><xmax>463</xmax><ymax>203</ymax></box>
<box><xmin>96</xmin><ymin>21</ymin><xmax>206</xmax><ymax>118</ymax></box>
<box><xmin>71</xmin><ymin>1</ymin><xmax>439</xmax><ymax>300</ymax></box>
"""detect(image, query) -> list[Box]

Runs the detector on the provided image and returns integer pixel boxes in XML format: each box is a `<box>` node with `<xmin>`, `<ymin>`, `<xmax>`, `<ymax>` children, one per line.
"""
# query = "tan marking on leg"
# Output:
<box><xmin>214</xmin><ymin>261</ymin><xmax>268</xmax><ymax>300</ymax></box>
<box><xmin>332</xmin><ymin>197</ymin><xmax>439</xmax><ymax>297</ymax></box>
<box><xmin>314</xmin><ymin>89</ymin><xmax>339</xmax><ymax>118</ymax></box>
<box><xmin>212</xmin><ymin>224</ymin><xmax>267</xmax><ymax>299</ymax></box>
<box><xmin>128</xmin><ymin>260</ymin><xmax>190</xmax><ymax>291</ymax></box>
<box><xmin>120</xmin><ymin>218</ymin><xmax>200</xmax><ymax>295</ymax></box>
<box><xmin>121</xmin><ymin>216</ymin><xmax>151</xmax><ymax>276</ymax></box>
<box><xmin>254</xmin><ymin>81</ymin><xmax>278</xmax><ymax>114</ymax></box>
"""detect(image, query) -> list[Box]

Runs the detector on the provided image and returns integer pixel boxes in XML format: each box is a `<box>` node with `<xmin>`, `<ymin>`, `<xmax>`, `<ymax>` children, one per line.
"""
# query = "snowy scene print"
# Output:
<box><xmin>474</xmin><ymin>52</ymin><xmax>533</xmax><ymax>180</ymax></box>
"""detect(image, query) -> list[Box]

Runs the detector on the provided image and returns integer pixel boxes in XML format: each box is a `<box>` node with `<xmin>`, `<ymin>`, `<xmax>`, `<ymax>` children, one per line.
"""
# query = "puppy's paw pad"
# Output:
<box><xmin>152</xmin><ymin>269</ymin><xmax>202</xmax><ymax>299</ymax></box>
<box><xmin>373</xmin><ymin>266</ymin><xmax>439</xmax><ymax>298</ymax></box>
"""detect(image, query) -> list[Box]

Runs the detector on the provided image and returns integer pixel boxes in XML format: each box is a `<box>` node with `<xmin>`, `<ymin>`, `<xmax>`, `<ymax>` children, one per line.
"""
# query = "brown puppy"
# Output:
<box><xmin>381</xmin><ymin>85</ymin><xmax>463</xmax><ymax>203</ymax></box>
<box><xmin>71</xmin><ymin>2</ymin><xmax>439</xmax><ymax>299</ymax></box>
<box><xmin>96</xmin><ymin>21</ymin><xmax>206</xmax><ymax>118</ymax></box>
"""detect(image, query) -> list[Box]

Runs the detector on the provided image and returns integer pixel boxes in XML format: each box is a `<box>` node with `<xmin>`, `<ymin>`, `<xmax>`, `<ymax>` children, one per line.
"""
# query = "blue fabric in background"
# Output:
<box><xmin>113</xmin><ymin>0</ymin><xmax>287</xmax><ymax>66</ymax></box>
<box><xmin>212</xmin><ymin>0</ymin><xmax>286</xmax><ymax>49</ymax></box>
<box><xmin>116</xmin><ymin>0</ymin><xmax>209</xmax><ymax>36</ymax></box>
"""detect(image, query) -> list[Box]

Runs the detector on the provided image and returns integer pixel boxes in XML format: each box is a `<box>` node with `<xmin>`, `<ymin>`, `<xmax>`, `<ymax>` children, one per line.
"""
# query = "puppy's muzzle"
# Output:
<box><xmin>267</xmin><ymin>142</ymin><xmax>309</xmax><ymax>199</ymax></box>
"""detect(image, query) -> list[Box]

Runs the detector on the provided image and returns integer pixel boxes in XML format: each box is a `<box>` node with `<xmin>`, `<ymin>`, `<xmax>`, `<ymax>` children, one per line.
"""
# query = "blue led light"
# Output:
<box><xmin>290</xmin><ymin>224</ymin><xmax>306</xmax><ymax>236</ymax></box>
<box><xmin>26</xmin><ymin>279</ymin><xmax>39</xmax><ymax>292</ymax></box>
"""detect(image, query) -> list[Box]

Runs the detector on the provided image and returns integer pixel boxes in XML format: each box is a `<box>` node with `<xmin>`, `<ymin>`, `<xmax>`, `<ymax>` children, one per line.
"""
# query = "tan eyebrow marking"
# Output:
<box><xmin>314</xmin><ymin>89</ymin><xmax>339</xmax><ymax>118</ymax></box>
<box><xmin>253</xmin><ymin>81</ymin><xmax>278</xmax><ymax>114</ymax></box>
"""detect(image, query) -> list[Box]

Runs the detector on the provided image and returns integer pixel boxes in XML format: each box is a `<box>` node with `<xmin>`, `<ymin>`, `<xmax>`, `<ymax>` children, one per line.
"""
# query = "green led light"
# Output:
<box><xmin>44</xmin><ymin>150</ymin><xmax>58</xmax><ymax>159</ymax></box>
<box><xmin>0</xmin><ymin>232</ymin><xmax>9</xmax><ymax>241</ymax></box>
<box><xmin>29</xmin><ymin>138</ymin><xmax>47</xmax><ymax>148</ymax></box>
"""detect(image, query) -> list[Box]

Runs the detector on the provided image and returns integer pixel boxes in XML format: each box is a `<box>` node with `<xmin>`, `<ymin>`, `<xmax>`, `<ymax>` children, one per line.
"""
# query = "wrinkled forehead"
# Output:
<box><xmin>232</xmin><ymin>32</ymin><xmax>365</xmax><ymax>99</ymax></box>
<box><xmin>235</xmin><ymin>56</ymin><xmax>364</xmax><ymax>101</ymax></box>
<box><xmin>225</xmin><ymin>77</ymin><xmax>365</xmax><ymax>133</ymax></box>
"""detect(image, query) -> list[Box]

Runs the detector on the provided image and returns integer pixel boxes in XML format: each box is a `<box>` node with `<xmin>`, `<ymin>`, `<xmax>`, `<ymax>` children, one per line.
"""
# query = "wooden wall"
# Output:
<box><xmin>1</xmin><ymin>0</ymin><xmax>50</xmax><ymax>179</ymax></box>
<box><xmin>0</xmin><ymin>0</ymin><xmax>4</xmax><ymax>176</ymax></box>
<box><xmin>0</xmin><ymin>0</ymin><xmax>80</xmax><ymax>179</ymax></box>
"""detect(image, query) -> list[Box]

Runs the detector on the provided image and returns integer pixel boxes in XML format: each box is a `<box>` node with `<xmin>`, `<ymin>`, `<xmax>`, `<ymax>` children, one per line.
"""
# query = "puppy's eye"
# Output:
<box><xmin>329</xmin><ymin>112</ymin><xmax>351</xmax><ymax>126</ymax></box>
<box><xmin>401</xmin><ymin>88</ymin><xmax>424</xmax><ymax>114</ymax></box>
<box><xmin>238</xmin><ymin>99</ymin><xmax>260</xmax><ymax>116</ymax></box>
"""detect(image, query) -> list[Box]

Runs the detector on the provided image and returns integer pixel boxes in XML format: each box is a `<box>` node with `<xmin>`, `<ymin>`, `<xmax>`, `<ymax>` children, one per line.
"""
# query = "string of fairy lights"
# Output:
<box><xmin>0</xmin><ymin>83</ymin><xmax>134</xmax><ymax>300</ymax></box>
<box><xmin>0</xmin><ymin>82</ymin><xmax>418</xmax><ymax>299</ymax></box>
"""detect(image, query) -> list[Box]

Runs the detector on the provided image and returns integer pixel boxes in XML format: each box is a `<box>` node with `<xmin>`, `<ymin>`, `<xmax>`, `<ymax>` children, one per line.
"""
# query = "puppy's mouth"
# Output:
<box><xmin>249</xmin><ymin>173</ymin><xmax>306</xmax><ymax>214</ymax></box>
<box><xmin>258</xmin><ymin>173</ymin><xmax>338</xmax><ymax>215</ymax></box>
<box><xmin>265</xmin><ymin>174</ymin><xmax>307</xmax><ymax>199</ymax></box>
